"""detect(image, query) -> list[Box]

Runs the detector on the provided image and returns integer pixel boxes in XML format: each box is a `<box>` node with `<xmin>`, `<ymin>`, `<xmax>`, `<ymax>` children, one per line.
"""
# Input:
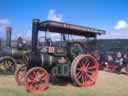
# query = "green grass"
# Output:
<box><xmin>0</xmin><ymin>75</ymin><xmax>96</xmax><ymax>96</ymax></box>
<box><xmin>0</xmin><ymin>71</ymin><xmax>128</xmax><ymax>96</ymax></box>
<box><xmin>0</xmin><ymin>85</ymin><xmax>96</xmax><ymax>96</ymax></box>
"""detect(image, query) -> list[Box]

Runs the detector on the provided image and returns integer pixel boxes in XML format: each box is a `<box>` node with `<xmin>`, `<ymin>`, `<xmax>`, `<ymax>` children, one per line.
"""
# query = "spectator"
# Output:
<box><xmin>99</xmin><ymin>51</ymin><xmax>108</xmax><ymax>65</ymax></box>
<box><xmin>123</xmin><ymin>53</ymin><xmax>128</xmax><ymax>67</ymax></box>
<box><xmin>115</xmin><ymin>51</ymin><xmax>123</xmax><ymax>73</ymax></box>
<box><xmin>107</xmin><ymin>53</ymin><xmax>114</xmax><ymax>63</ymax></box>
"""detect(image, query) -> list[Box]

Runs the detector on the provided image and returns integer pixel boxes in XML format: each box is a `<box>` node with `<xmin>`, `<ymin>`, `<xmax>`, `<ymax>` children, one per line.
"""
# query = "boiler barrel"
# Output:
<box><xmin>0</xmin><ymin>48</ymin><xmax>29</xmax><ymax>58</ymax></box>
<box><xmin>11</xmin><ymin>49</ymin><xmax>30</xmax><ymax>58</ymax></box>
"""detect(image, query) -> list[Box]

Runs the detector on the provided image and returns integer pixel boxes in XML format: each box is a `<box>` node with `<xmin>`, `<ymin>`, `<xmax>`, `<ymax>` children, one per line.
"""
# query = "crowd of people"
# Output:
<box><xmin>93</xmin><ymin>48</ymin><xmax>128</xmax><ymax>73</ymax></box>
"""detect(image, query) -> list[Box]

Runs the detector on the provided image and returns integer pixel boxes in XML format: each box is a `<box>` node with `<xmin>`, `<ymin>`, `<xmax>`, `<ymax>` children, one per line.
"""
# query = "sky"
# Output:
<box><xmin>0</xmin><ymin>0</ymin><xmax>128</xmax><ymax>40</ymax></box>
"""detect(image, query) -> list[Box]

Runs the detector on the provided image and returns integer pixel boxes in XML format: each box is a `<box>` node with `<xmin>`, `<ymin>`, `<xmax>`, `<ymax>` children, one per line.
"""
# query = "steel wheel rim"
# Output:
<box><xmin>16</xmin><ymin>64</ymin><xmax>26</xmax><ymax>85</ymax></box>
<box><xmin>25</xmin><ymin>67</ymin><xmax>48</xmax><ymax>93</ymax></box>
<box><xmin>71</xmin><ymin>55</ymin><xmax>98</xmax><ymax>87</ymax></box>
<box><xmin>75</xmin><ymin>56</ymin><xmax>97</xmax><ymax>86</ymax></box>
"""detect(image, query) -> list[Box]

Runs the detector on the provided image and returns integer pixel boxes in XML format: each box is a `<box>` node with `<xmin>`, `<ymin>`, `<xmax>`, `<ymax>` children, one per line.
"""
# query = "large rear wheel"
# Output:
<box><xmin>25</xmin><ymin>67</ymin><xmax>49</xmax><ymax>93</ymax></box>
<box><xmin>70</xmin><ymin>54</ymin><xmax>98</xmax><ymax>87</ymax></box>
<box><xmin>0</xmin><ymin>56</ymin><xmax>16</xmax><ymax>74</ymax></box>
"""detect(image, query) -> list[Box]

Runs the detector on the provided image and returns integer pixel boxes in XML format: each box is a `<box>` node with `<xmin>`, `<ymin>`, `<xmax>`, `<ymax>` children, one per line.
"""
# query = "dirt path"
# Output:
<box><xmin>90</xmin><ymin>71</ymin><xmax>128</xmax><ymax>96</ymax></box>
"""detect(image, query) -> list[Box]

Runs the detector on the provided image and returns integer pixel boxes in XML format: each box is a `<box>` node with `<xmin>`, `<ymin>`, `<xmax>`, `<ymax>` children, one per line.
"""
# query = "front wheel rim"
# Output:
<box><xmin>25</xmin><ymin>67</ymin><xmax>49</xmax><ymax>93</ymax></box>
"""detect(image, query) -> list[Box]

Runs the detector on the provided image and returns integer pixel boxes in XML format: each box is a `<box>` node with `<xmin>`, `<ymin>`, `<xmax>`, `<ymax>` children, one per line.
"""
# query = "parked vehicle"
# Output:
<box><xmin>15</xmin><ymin>19</ymin><xmax>105</xmax><ymax>92</ymax></box>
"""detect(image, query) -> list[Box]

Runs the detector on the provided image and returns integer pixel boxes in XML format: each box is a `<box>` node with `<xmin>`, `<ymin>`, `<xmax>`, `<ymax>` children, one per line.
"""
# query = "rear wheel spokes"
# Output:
<box><xmin>79</xmin><ymin>72</ymin><xmax>90</xmax><ymax>83</ymax></box>
<box><xmin>76</xmin><ymin>72</ymin><xmax>82</xmax><ymax>80</ymax></box>
<box><xmin>81</xmin><ymin>58</ymin><xmax>89</xmax><ymax>66</ymax></box>
<box><xmin>3</xmin><ymin>61</ymin><xmax>8</xmax><ymax>71</ymax></box>
<box><xmin>86</xmin><ymin>65</ymin><xmax>96</xmax><ymax>82</ymax></box>
<box><xmin>3</xmin><ymin>60</ymin><xmax>13</xmax><ymax>72</ymax></box>
<box><xmin>76</xmin><ymin>69</ymin><xmax>89</xmax><ymax>82</ymax></box>
<box><xmin>81</xmin><ymin>75</ymin><xmax>85</xmax><ymax>83</ymax></box>
<box><xmin>79</xmin><ymin>68</ymin><xmax>94</xmax><ymax>83</ymax></box>
<box><xmin>78</xmin><ymin>63</ymin><xmax>83</xmax><ymax>68</ymax></box>
<box><xmin>88</xmin><ymin>65</ymin><xmax>97</xmax><ymax>70</ymax></box>
<box><xmin>87</xmin><ymin>70</ymin><xmax>93</xmax><ymax>75</ymax></box>
<box><xmin>77</xmin><ymin>63</ymin><xmax>93</xmax><ymax>82</ymax></box>
<box><xmin>71</xmin><ymin>55</ymin><xmax>98</xmax><ymax>87</ymax></box>
<box><xmin>85</xmin><ymin>62</ymin><xmax>90</xmax><ymax>68</ymax></box>
<box><xmin>85</xmin><ymin>72</ymin><xmax>93</xmax><ymax>81</ymax></box>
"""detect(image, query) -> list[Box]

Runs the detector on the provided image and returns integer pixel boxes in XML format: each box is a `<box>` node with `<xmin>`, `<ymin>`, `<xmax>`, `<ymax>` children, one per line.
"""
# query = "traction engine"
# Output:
<box><xmin>15</xmin><ymin>19</ymin><xmax>105</xmax><ymax>93</ymax></box>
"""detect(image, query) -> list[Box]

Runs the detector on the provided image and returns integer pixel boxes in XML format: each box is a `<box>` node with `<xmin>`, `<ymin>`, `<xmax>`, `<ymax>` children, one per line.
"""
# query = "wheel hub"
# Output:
<box><xmin>79</xmin><ymin>63</ymin><xmax>89</xmax><ymax>73</ymax></box>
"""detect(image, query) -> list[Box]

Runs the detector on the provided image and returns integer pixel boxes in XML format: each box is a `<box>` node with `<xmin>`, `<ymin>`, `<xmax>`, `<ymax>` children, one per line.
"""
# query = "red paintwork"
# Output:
<box><xmin>15</xmin><ymin>64</ymin><xmax>26</xmax><ymax>86</ymax></box>
<box><xmin>25</xmin><ymin>67</ymin><xmax>49</xmax><ymax>93</ymax></box>
<box><xmin>107</xmin><ymin>64</ymin><xmax>118</xmax><ymax>73</ymax></box>
<box><xmin>75</xmin><ymin>55</ymin><xmax>98</xmax><ymax>87</ymax></box>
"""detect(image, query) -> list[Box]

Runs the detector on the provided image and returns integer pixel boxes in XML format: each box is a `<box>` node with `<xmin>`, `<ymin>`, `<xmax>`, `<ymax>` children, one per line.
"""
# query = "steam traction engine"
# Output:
<box><xmin>15</xmin><ymin>19</ymin><xmax>105</xmax><ymax>93</ymax></box>
<box><xmin>0</xmin><ymin>27</ymin><xmax>16</xmax><ymax>74</ymax></box>
<box><xmin>0</xmin><ymin>27</ymin><xmax>29</xmax><ymax>74</ymax></box>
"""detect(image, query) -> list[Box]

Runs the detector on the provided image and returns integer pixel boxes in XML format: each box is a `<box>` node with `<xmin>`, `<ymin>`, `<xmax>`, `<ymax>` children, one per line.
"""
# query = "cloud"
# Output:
<box><xmin>46</xmin><ymin>9</ymin><xmax>63</xmax><ymax>41</ymax></box>
<box><xmin>97</xmin><ymin>20</ymin><xmax>128</xmax><ymax>39</ymax></box>
<box><xmin>47</xmin><ymin>9</ymin><xmax>63</xmax><ymax>22</ymax></box>
<box><xmin>0</xmin><ymin>19</ymin><xmax>10</xmax><ymax>25</ymax></box>
<box><xmin>0</xmin><ymin>19</ymin><xmax>10</xmax><ymax>32</ymax></box>
<box><xmin>0</xmin><ymin>25</ymin><xmax>5</xmax><ymax>31</ymax></box>
<box><xmin>98</xmin><ymin>29</ymin><xmax>128</xmax><ymax>39</ymax></box>
<box><xmin>15</xmin><ymin>9</ymin><xmax>63</xmax><ymax>40</ymax></box>
<box><xmin>114</xmin><ymin>20</ymin><xmax>128</xmax><ymax>30</ymax></box>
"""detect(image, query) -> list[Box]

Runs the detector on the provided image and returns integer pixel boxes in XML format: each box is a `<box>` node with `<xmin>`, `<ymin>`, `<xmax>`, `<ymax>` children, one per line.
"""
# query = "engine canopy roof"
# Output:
<box><xmin>38</xmin><ymin>20</ymin><xmax>106</xmax><ymax>37</ymax></box>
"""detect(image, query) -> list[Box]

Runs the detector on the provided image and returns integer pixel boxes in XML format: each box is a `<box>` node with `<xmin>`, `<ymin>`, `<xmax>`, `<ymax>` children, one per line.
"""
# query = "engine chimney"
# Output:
<box><xmin>32</xmin><ymin>19</ymin><xmax>40</xmax><ymax>52</ymax></box>
<box><xmin>5</xmin><ymin>26</ymin><xmax>12</xmax><ymax>47</ymax></box>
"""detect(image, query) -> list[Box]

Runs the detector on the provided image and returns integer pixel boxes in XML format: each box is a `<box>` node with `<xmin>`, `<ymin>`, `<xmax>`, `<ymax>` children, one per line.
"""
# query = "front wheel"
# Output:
<box><xmin>70</xmin><ymin>54</ymin><xmax>99</xmax><ymax>87</ymax></box>
<box><xmin>25</xmin><ymin>67</ymin><xmax>49</xmax><ymax>93</ymax></box>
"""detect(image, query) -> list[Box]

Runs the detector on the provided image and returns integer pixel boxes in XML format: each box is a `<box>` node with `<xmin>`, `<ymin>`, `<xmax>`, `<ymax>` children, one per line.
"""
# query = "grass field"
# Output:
<box><xmin>0</xmin><ymin>71</ymin><xmax>128</xmax><ymax>96</ymax></box>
